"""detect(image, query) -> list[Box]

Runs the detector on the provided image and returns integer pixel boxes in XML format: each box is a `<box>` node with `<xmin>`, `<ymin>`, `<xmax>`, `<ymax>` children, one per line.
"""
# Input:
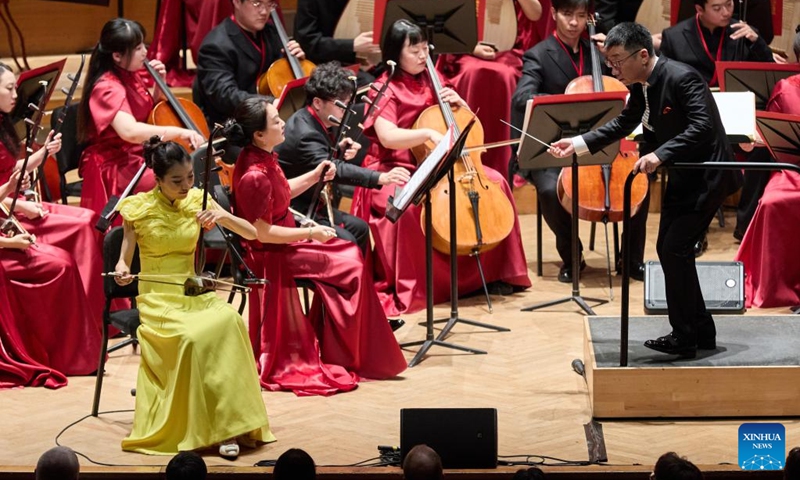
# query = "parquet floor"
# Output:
<box><xmin>0</xmin><ymin>208</ymin><xmax>797</xmax><ymax>470</ymax></box>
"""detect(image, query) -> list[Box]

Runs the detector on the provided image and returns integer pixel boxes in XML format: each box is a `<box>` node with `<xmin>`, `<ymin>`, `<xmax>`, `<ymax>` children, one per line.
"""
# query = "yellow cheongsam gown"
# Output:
<box><xmin>118</xmin><ymin>187</ymin><xmax>275</xmax><ymax>454</ymax></box>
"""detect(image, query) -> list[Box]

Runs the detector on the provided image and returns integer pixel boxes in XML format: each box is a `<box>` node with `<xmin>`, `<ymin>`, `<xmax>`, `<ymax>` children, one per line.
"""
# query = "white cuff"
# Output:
<box><xmin>572</xmin><ymin>135</ymin><xmax>590</xmax><ymax>156</ymax></box>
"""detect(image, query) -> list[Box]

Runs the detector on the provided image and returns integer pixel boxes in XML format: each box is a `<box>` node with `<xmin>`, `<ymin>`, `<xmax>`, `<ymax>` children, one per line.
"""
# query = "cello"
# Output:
<box><xmin>257</xmin><ymin>7</ymin><xmax>315</xmax><ymax>97</ymax></box>
<box><xmin>411</xmin><ymin>50</ymin><xmax>515</xmax><ymax>256</ymax></box>
<box><xmin>557</xmin><ymin>15</ymin><xmax>649</xmax><ymax>224</ymax></box>
<box><xmin>145</xmin><ymin>61</ymin><xmax>210</xmax><ymax>151</ymax></box>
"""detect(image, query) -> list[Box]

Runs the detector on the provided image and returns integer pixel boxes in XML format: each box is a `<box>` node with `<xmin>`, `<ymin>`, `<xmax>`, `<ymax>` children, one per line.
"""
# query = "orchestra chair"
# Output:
<box><xmin>92</xmin><ymin>226</ymin><xmax>141</xmax><ymax>417</ymax></box>
<box><xmin>51</xmin><ymin>104</ymin><xmax>83</xmax><ymax>204</ymax></box>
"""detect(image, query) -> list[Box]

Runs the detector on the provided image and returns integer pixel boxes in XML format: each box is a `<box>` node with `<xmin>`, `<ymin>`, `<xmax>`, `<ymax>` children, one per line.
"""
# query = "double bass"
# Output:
<box><xmin>557</xmin><ymin>16</ymin><xmax>649</xmax><ymax>225</ymax></box>
<box><xmin>411</xmin><ymin>50</ymin><xmax>515</xmax><ymax>256</ymax></box>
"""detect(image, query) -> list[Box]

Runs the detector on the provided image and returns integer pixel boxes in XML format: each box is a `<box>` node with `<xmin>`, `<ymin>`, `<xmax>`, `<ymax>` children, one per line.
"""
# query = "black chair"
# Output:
<box><xmin>191</xmin><ymin>146</ymin><xmax>228</xmax><ymax>277</ymax></box>
<box><xmin>51</xmin><ymin>104</ymin><xmax>83</xmax><ymax>204</ymax></box>
<box><xmin>92</xmin><ymin>226</ymin><xmax>141</xmax><ymax>417</ymax></box>
<box><xmin>213</xmin><ymin>184</ymin><xmax>249</xmax><ymax>315</ymax></box>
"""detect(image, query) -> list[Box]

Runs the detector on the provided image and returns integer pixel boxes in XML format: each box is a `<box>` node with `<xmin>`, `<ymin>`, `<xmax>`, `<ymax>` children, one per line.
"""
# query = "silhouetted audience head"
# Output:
<box><xmin>653</xmin><ymin>452</ymin><xmax>702</xmax><ymax>480</ymax></box>
<box><xmin>166</xmin><ymin>451</ymin><xmax>207</xmax><ymax>480</ymax></box>
<box><xmin>403</xmin><ymin>445</ymin><xmax>444</xmax><ymax>480</ymax></box>
<box><xmin>35</xmin><ymin>446</ymin><xmax>80</xmax><ymax>480</ymax></box>
<box><xmin>273</xmin><ymin>448</ymin><xmax>316</xmax><ymax>480</ymax></box>
<box><xmin>785</xmin><ymin>447</ymin><xmax>800</xmax><ymax>480</ymax></box>
<box><xmin>512</xmin><ymin>467</ymin><xmax>546</xmax><ymax>480</ymax></box>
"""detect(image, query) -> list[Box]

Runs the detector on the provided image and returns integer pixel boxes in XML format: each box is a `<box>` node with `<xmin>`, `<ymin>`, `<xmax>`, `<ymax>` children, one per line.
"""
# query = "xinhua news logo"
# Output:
<box><xmin>739</xmin><ymin>423</ymin><xmax>785</xmax><ymax>471</ymax></box>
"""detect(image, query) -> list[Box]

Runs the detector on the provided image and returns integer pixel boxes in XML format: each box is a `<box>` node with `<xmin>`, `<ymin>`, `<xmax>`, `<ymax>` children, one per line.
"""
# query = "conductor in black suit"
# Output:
<box><xmin>510</xmin><ymin>0</ymin><xmax>649</xmax><ymax>283</ymax></box>
<box><xmin>275</xmin><ymin>62</ymin><xmax>410</xmax><ymax>252</ymax></box>
<box><xmin>660</xmin><ymin>0</ymin><xmax>772</xmax><ymax>243</ymax></box>
<box><xmin>550</xmin><ymin>22</ymin><xmax>741</xmax><ymax>358</ymax></box>
<box><xmin>193</xmin><ymin>0</ymin><xmax>306</xmax><ymax>128</ymax></box>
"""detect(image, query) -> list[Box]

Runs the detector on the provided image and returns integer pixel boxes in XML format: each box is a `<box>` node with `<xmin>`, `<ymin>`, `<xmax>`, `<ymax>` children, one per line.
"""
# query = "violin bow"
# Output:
<box><xmin>1</xmin><ymin>80</ymin><xmax>49</xmax><ymax>236</ymax></box>
<box><xmin>102</xmin><ymin>272</ymin><xmax>252</xmax><ymax>294</ymax></box>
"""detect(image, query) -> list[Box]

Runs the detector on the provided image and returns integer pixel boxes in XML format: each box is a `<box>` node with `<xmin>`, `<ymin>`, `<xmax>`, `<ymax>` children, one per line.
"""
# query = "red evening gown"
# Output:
<box><xmin>233</xmin><ymin>144</ymin><xmax>406</xmax><ymax>396</ymax></box>
<box><xmin>436</xmin><ymin>3</ymin><xmax>541</xmax><ymax>175</ymax></box>
<box><xmin>79</xmin><ymin>68</ymin><xmax>156</xmax><ymax>222</ymax></box>
<box><xmin>0</xmin><ymin>242</ymin><xmax>101</xmax><ymax>376</ymax></box>
<box><xmin>0</xmin><ymin>141</ymin><xmax>104</xmax><ymax>321</ymax></box>
<box><xmin>351</xmin><ymin>70</ymin><xmax>531</xmax><ymax>316</ymax></box>
<box><xmin>735</xmin><ymin>75</ymin><xmax>800</xmax><ymax>308</ymax></box>
<box><xmin>0</xmin><ymin>264</ymin><xmax>67</xmax><ymax>389</ymax></box>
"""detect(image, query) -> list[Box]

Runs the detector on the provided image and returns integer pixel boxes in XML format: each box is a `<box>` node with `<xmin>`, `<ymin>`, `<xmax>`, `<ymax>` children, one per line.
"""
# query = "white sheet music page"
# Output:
<box><xmin>392</xmin><ymin>125</ymin><xmax>456</xmax><ymax>211</ymax></box>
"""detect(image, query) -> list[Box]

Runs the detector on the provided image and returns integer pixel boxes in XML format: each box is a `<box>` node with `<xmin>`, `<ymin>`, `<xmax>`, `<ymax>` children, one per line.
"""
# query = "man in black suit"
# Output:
<box><xmin>510</xmin><ymin>0</ymin><xmax>649</xmax><ymax>283</ymax></box>
<box><xmin>193</xmin><ymin>0</ymin><xmax>306</xmax><ymax>128</ymax></box>
<box><xmin>594</xmin><ymin>0</ymin><xmax>644</xmax><ymax>35</ymax></box>
<box><xmin>660</xmin><ymin>0</ymin><xmax>773</xmax><ymax>242</ymax></box>
<box><xmin>294</xmin><ymin>0</ymin><xmax>382</xmax><ymax>85</ymax></box>
<box><xmin>275</xmin><ymin>62</ymin><xmax>410</xmax><ymax>252</ymax></box>
<box><xmin>551</xmin><ymin>22</ymin><xmax>742</xmax><ymax>358</ymax></box>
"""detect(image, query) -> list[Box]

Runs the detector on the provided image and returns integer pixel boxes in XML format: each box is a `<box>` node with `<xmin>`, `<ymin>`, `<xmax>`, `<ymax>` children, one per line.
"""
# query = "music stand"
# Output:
<box><xmin>382</xmin><ymin>1</ymin><xmax>506</xmax><ymax>340</ymax></box>
<box><xmin>717</xmin><ymin>62</ymin><xmax>800</xmax><ymax>110</ymax></box>
<box><xmin>756</xmin><ymin>111</ymin><xmax>800</xmax><ymax>166</ymax></box>
<box><xmin>517</xmin><ymin>91</ymin><xmax>627</xmax><ymax>315</ymax></box>
<box><xmin>276</xmin><ymin>77</ymin><xmax>309</xmax><ymax>121</ymax></box>
<box><xmin>388</xmin><ymin>120</ymin><xmax>486</xmax><ymax>367</ymax></box>
<box><xmin>12</xmin><ymin>59</ymin><xmax>66</xmax><ymax>141</ymax></box>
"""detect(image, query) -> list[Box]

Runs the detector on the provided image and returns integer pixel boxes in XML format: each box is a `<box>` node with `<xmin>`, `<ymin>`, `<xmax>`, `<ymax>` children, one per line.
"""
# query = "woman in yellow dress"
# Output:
<box><xmin>113</xmin><ymin>137</ymin><xmax>275</xmax><ymax>458</ymax></box>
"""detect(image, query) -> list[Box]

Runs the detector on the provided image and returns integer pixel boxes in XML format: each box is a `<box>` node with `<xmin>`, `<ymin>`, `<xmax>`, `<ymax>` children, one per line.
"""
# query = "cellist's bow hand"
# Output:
<box><xmin>548</xmin><ymin>139</ymin><xmax>575</xmax><ymax>158</ymax></box>
<box><xmin>112</xmin><ymin>263</ymin><xmax>134</xmax><ymax>286</ymax></box>
<box><xmin>178</xmin><ymin>129</ymin><xmax>204</xmax><ymax>150</ymax></box>
<box><xmin>632</xmin><ymin>152</ymin><xmax>662</xmax><ymax>175</ymax></box>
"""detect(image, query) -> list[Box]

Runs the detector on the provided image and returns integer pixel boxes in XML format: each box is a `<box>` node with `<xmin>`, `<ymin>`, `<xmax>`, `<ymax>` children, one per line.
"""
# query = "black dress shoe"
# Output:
<box><xmin>486</xmin><ymin>281</ymin><xmax>514</xmax><ymax>296</ymax></box>
<box><xmin>733</xmin><ymin>229</ymin><xmax>744</xmax><ymax>242</ymax></box>
<box><xmin>388</xmin><ymin>319</ymin><xmax>405</xmax><ymax>332</ymax></box>
<box><xmin>697</xmin><ymin>337</ymin><xmax>716</xmax><ymax>350</ymax></box>
<box><xmin>693</xmin><ymin>235</ymin><xmax>709</xmax><ymax>258</ymax></box>
<box><xmin>558</xmin><ymin>259</ymin><xmax>587</xmax><ymax>283</ymax></box>
<box><xmin>644</xmin><ymin>333</ymin><xmax>697</xmax><ymax>358</ymax></box>
<box><xmin>616</xmin><ymin>260</ymin><xmax>645</xmax><ymax>281</ymax></box>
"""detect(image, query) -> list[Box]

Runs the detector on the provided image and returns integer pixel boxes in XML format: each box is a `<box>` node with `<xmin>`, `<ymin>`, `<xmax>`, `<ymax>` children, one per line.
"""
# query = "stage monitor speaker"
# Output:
<box><xmin>400</xmin><ymin>408</ymin><xmax>497</xmax><ymax>469</ymax></box>
<box><xmin>644</xmin><ymin>261</ymin><xmax>745</xmax><ymax>314</ymax></box>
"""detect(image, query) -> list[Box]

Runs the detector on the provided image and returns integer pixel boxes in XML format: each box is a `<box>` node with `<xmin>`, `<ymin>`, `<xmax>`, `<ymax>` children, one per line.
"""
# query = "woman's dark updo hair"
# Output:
<box><xmin>0</xmin><ymin>62</ymin><xmax>20</xmax><ymax>156</ymax></box>
<box><xmin>142</xmin><ymin>136</ymin><xmax>190</xmax><ymax>179</ymax></box>
<box><xmin>224</xmin><ymin>95</ymin><xmax>275</xmax><ymax>147</ymax></box>
<box><xmin>78</xmin><ymin>18</ymin><xmax>146</xmax><ymax>142</ymax></box>
<box><xmin>381</xmin><ymin>19</ymin><xmax>427</xmax><ymax>76</ymax></box>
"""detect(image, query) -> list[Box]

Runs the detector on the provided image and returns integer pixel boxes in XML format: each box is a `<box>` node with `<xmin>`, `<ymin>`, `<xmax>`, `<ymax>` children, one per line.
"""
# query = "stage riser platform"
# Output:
<box><xmin>584</xmin><ymin>316</ymin><xmax>800</xmax><ymax>418</ymax></box>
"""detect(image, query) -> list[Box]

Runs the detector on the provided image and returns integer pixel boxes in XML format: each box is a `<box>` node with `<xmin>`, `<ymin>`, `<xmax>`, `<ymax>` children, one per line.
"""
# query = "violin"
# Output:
<box><xmin>411</xmin><ymin>50</ymin><xmax>515</xmax><ymax>256</ymax></box>
<box><xmin>257</xmin><ymin>8</ymin><xmax>316</xmax><ymax>97</ymax></box>
<box><xmin>145</xmin><ymin>61</ymin><xmax>210</xmax><ymax>151</ymax></box>
<box><xmin>557</xmin><ymin>16</ymin><xmax>649</xmax><ymax>224</ymax></box>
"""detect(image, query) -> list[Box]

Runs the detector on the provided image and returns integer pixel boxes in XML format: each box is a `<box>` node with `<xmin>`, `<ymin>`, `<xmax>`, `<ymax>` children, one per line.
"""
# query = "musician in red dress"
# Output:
<box><xmin>436</xmin><ymin>0</ymin><xmax>542</xmax><ymax>176</ymax></box>
<box><xmin>735</xmin><ymin>36</ymin><xmax>800</xmax><ymax>308</ymax></box>
<box><xmin>352</xmin><ymin>20</ymin><xmax>531</xmax><ymax>316</ymax></box>
<box><xmin>78</xmin><ymin>19</ymin><xmax>203</xmax><ymax>220</ymax></box>
<box><xmin>230</xmin><ymin>96</ymin><xmax>406</xmax><ymax>396</ymax></box>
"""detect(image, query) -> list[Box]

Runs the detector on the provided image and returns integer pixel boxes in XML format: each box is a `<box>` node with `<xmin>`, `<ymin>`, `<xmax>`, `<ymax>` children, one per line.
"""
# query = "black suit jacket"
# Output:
<box><xmin>294</xmin><ymin>0</ymin><xmax>356</xmax><ymax>65</ymax></box>
<box><xmin>659</xmin><ymin>16</ymin><xmax>773</xmax><ymax>85</ymax></box>
<box><xmin>583</xmin><ymin>57</ymin><xmax>741</xmax><ymax>210</ymax></box>
<box><xmin>511</xmin><ymin>35</ymin><xmax>595</xmax><ymax>135</ymax></box>
<box><xmin>193</xmin><ymin>18</ymin><xmax>283</xmax><ymax>127</ymax></box>
<box><xmin>275</xmin><ymin>107</ymin><xmax>381</xmax><ymax>213</ymax></box>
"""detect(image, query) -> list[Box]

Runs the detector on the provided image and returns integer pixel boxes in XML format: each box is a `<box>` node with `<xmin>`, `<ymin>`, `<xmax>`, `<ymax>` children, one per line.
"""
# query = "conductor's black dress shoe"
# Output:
<box><xmin>644</xmin><ymin>333</ymin><xmax>697</xmax><ymax>358</ymax></box>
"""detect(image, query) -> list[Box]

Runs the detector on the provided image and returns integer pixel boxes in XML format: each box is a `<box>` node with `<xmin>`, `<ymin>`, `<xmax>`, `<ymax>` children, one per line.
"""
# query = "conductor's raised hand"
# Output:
<box><xmin>548</xmin><ymin>138</ymin><xmax>575</xmax><ymax>158</ymax></box>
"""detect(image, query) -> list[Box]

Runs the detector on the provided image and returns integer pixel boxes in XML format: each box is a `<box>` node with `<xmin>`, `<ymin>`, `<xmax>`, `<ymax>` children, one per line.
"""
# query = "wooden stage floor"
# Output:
<box><xmin>0</xmin><ymin>210</ymin><xmax>797</xmax><ymax>470</ymax></box>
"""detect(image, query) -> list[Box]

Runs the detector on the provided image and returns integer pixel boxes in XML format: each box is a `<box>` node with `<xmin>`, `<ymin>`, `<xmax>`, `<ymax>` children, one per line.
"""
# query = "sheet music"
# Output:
<box><xmin>392</xmin><ymin>125</ymin><xmax>456</xmax><ymax>211</ymax></box>
<box><xmin>627</xmin><ymin>92</ymin><xmax>756</xmax><ymax>141</ymax></box>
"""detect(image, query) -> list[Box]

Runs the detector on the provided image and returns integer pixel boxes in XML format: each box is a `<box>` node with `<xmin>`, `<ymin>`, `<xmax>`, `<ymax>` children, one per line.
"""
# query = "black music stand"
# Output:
<box><xmin>12</xmin><ymin>59</ymin><xmax>66</xmax><ymax>141</ymax></box>
<box><xmin>388</xmin><ymin>121</ymin><xmax>486</xmax><ymax>367</ymax></box>
<box><xmin>382</xmin><ymin>1</ymin><xmax>507</xmax><ymax>339</ymax></box>
<box><xmin>517</xmin><ymin>92</ymin><xmax>627</xmax><ymax>315</ymax></box>
<box><xmin>756</xmin><ymin>111</ymin><xmax>800</xmax><ymax>166</ymax></box>
<box><xmin>718</xmin><ymin>62</ymin><xmax>800</xmax><ymax>110</ymax></box>
<box><xmin>276</xmin><ymin>77</ymin><xmax>309</xmax><ymax>120</ymax></box>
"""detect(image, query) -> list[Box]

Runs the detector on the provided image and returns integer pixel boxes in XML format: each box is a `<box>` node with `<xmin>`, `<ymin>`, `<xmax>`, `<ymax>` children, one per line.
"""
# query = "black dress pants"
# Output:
<box><xmin>314</xmin><ymin>208</ymin><xmax>370</xmax><ymax>255</ymax></box>
<box><xmin>656</xmin><ymin>202</ymin><xmax>719</xmax><ymax>346</ymax></box>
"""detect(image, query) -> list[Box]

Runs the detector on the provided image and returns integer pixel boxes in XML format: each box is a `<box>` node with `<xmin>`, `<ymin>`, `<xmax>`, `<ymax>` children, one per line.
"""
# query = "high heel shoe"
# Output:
<box><xmin>219</xmin><ymin>439</ymin><xmax>240</xmax><ymax>459</ymax></box>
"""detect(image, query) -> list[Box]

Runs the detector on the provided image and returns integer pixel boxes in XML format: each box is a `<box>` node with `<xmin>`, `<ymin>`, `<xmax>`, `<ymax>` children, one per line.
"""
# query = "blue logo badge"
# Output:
<box><xmin>739</xmin><ymin>423</ymin><xmax>785</xmax><ymax>470</ymax></box>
